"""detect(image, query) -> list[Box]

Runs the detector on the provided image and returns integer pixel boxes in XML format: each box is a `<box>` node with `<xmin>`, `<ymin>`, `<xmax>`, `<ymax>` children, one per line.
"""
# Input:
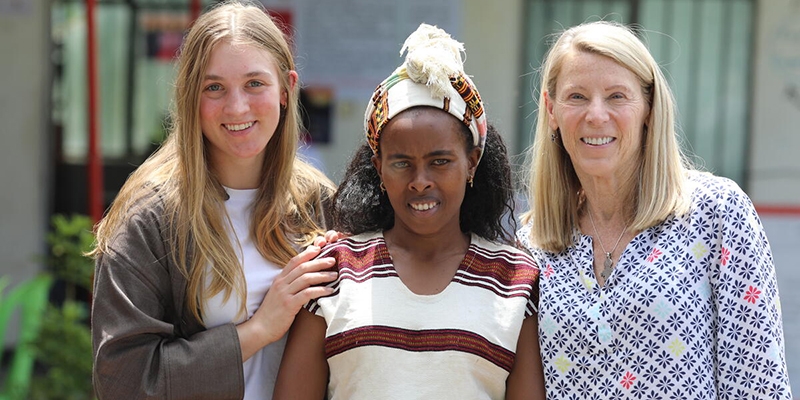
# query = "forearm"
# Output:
<box><xmin>273</xmin><ymin>309</ymin><xmax>329</xmax><ymax>399</ymax></box>
<box><xmin>92</xmin><ymin>247</ymin><xmax>244</xmax><ymax>399</ymax></box>
<box><xmin>94</xmin><ymin>318</ymin><xmax>244</xmax><ymax>399</ymax></box>
<box><xmin>505</xmin><ymin>316</ymin><xmax>546</xmax><ymax>400</ymax></box>
<box><xmin>712</xmin><ymin>193</ymin><xmax>792</xmax><ymax>398</ymax></box>
<box><xmin>236</xmin><ymin>317</ymin><xmax>281</xmax><ymax>362</ymax></box>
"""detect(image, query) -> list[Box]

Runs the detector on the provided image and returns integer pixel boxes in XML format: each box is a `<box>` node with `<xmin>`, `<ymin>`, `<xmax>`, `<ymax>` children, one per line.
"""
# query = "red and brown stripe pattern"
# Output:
<box><xmin>325</xmin><ymin>325</ymin><xmax>516</xmax><ymax>372</ymax></box>
<box><xmin>306</xmin><ymin>236</ymin><xmax>393</xmax><ymax>314</ymax></box>
<box><xmin>309</xmin><ymin>236</ymin><xmax>539</xmax><ymax>313</ymax></box>
<box><xmin>457</xmin><ymin>245</ymin><xmax>539</xmax><ymax>294</ymax></box>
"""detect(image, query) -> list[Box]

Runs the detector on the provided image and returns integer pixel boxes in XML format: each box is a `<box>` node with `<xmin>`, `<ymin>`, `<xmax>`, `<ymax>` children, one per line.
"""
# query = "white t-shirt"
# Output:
<box><xmin>203</xmin><ymin>187</ymin><xmax>285</xmax><ymax>400</ymax></box>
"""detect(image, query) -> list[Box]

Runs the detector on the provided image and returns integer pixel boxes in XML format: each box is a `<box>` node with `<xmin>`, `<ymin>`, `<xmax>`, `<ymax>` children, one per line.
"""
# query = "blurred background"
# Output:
<box><xmin>1</xmin><ymin>0</ymin><xmax>798</xmax><ymax>397</ymax></box>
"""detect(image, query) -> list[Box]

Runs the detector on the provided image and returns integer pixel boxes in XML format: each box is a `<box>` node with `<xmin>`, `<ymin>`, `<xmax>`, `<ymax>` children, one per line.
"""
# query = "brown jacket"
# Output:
<box><xmin>92</xmin><ymin>188</ymin><xmax>245</xmax><ymax>399</ymax></box>
<box><xmin>91</xmin><ymin>186</ymin><xmax>332</xmax><ymax>399</ymax></box>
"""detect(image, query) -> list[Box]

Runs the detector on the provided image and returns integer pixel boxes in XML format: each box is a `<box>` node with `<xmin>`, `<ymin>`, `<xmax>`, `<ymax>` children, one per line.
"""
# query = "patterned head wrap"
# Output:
<box><xmin>365</xmin><ymin>23</ymin><xmax>488</xmax><ymax>163</ymax></box>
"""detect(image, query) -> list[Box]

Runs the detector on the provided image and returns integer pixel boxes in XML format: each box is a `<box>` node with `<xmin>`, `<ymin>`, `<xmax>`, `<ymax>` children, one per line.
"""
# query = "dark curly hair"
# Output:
<box><xmin>332</xmin><ymin>122</ymin><xmax>517</xmax><ymax>245</ymax></box>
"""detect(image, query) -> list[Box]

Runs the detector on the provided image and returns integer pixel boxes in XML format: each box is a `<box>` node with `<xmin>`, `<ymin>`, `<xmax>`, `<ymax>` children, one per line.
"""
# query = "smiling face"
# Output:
<box><xmin>199</xmin><ymin>40</ymin><xmax>296</xmax><ymax>184</ymax></box>
<box><xmin>545</xmin><ymin>51</ymin><xmax>650</xmax><ymax>182</ymax></box>
<box><xmin>372</xmin><ymin>108</ymin><xmax>480</xmax><ymax>239</ymax></box>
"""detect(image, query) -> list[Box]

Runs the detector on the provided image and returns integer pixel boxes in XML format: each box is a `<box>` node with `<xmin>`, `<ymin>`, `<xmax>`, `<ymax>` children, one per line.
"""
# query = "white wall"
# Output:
<box><xmin>462</xmin><ymin>0</ymin><xmax>524</xmax><ymax>155</ymax></box>
<box><xmin>0</xmin><ymin>1</ymin><xmax>50</xmax><ymax>344</ymax></box>
<box><xmin>282</xmin><ymin>0</ymin><xmax>463</xmax><ymax>182</ymax></box>
<box><xmin>750</xmin><ymin>0</ymin><xmax>800</xmax><ymax>204</ymax></box>
<box><xmin>761</xmin><ymin>215</ymin><xmax>800</xmax><ymax>396</ymax></box>
<box><xmin>305</xmin><ymin>0</ymin><xmax>525</xmax><ymax>183</ymax></box>
<box><xmin>742</xmin><ymin>2</ymin><xmax>799</xmax><ymax>394</ymax></box>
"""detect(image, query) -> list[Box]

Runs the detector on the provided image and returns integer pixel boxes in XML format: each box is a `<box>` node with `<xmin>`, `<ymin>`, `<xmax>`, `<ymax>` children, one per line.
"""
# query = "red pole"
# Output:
<box><xmin>86</xmin><ymin>0</ymin><xmax>104</xmax><ymax>223</ymax></box>
<box><xmin>190</xmin><ymin>0</ymin><xmax>201</xmax><ymax>23</ymax></box>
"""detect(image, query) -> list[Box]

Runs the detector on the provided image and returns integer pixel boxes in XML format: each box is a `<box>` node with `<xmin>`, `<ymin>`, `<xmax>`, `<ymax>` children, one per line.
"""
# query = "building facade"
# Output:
<box><xmin>1</xmin><ymin>0</ymin><xmax>797</xmax><ymax>393</ymax></box>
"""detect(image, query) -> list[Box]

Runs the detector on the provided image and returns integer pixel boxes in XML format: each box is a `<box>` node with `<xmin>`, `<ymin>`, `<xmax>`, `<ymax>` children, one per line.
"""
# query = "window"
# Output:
<box><xmin>519</xmin><ymin>0</ymin><xmax>754</xmax><ymax>184</ymax></box>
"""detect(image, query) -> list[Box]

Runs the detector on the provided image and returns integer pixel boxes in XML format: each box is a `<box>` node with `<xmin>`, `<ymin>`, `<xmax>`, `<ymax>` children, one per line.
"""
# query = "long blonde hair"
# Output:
<box><xmin>521</xmin><ymin>21</ymin><xmax>691</xmax><ymax>253</ymax></box>
<box><xmin>92</xmin><ymin>1</ymin><xmax>334</xmax><ymax>321</ymax></box>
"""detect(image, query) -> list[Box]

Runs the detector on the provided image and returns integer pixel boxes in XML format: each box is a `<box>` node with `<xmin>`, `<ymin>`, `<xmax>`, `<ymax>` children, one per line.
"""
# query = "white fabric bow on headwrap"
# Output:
<box><xmin>364</xmin><ymin>23</ymin><xmax>488</xmax><ymax>163</ymax></box>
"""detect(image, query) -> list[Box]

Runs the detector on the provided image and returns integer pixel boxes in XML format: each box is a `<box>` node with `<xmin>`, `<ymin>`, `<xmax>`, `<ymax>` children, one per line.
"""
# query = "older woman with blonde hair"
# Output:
<box><xmin>518</xmin><ymin>20</ymin><xmax>792</xmax><ymax>399</ymax></box>
<box><xmin>90</xmin><ymin>2</ymin><xmax>337</xmax><ymax>399</ymax></box>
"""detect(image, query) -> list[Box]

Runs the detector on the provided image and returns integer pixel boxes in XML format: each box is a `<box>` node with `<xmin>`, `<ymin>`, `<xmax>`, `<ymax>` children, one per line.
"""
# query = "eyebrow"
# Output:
<box><xmin>562</xmin><ymin>84</ymin><xmax>634</xmax><ymax>92</ymax></box>
<box><xmin>385</xmin><ymin>149</ymin><xmax>457</xmax><ymax>159</ymax></box>
<box><xmin>203</xmin><ymin>71</ymin><xmax>274</xmax><ymax>81</ymax></box>
<box><xmin>604</xmin><ymin>84</ymin><xmax>634</xmax><ymax>92</ymax></box>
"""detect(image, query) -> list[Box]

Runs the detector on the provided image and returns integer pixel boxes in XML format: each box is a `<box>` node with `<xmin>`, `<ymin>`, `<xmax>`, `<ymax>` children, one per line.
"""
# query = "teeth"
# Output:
<box><xmin>226</xmin><ymin>122</ymin><xmax>254</xmax><ymax>131</ymax></box>
<box><xmin>583</xmin><ymin>137</ymin><xmax>613</xmax><ymax>145</ymax></box>
<box><xmin>411</xmin><ymin>202</ymin><xmax>438</xmax><ymax>211</ymax></box>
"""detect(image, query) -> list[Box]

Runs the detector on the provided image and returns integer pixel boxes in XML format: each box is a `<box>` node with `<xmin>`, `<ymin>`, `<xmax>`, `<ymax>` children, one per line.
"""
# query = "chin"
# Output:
<box><xmin>577</xmin><ymin>161</ymin><xmax>616</xmax><ymax>176</ymax></box>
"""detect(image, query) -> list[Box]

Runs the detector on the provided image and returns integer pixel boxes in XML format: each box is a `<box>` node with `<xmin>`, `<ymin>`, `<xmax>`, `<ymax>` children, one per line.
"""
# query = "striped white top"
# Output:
<box><xmin>307</xmin><ymin>232</ymin><xmax>540</xmax><ymax>400</ymax></box>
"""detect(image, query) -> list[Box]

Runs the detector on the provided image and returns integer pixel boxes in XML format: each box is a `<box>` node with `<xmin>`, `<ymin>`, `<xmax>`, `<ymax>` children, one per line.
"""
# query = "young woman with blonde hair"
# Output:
<box><xmin>91</xmin><ymin>2</ymin><xmax>337</xmax><ymax>398</ymax></box>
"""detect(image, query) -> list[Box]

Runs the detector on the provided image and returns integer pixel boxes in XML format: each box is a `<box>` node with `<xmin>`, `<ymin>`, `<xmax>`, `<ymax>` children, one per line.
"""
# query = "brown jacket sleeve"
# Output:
<box><xmin>91</xmin><ymin>194</ymin><xmax>244</xmax><ymax>400</ymax></box>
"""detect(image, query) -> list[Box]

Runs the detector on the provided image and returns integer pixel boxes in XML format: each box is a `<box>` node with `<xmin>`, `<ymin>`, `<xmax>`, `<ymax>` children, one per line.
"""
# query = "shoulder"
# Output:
<box><xmin>469</xmin><ymin>236</ymin><xmax>540</xmax><ymax>298</ymax></box>
<box><xmin>471</xmin><ymin>234</ymin><xmax>540</xmax><ymax>271</ymax></box>
<box><xmin>688</xmin><ymin>170</ymin><xmax>744</xmax><ymax>197</ymax></box>
<box><xmin>106</xmin><ymin>185</ymin><xmax>170</xmax><ymax>251</ymax></box>
<box><xmin>95</xmin><ymin>185</ymin><xmax>175</xmax><ymax>287</ymax></box>
<box><xmin>317</xmin><ymin>232</ymin><xmax>386</xmax><ymax>276</ymax></box>
<box><xmin>127</xmin><ymin>185</ymin><xmax>169</xmax><ymax>227</ymax></box>
<box><xmin>687</xmin><ymin>171</ymin><xmax>755</xmax><ymax>214</ymax></box>
<box><xmin>515</xmin><ymin>223</ymin><xmax>534</xmax><ymax>252</ymax></box>
<box><xmin>514</xmin><ymin>222</ymin><xmax>556</xmax><ymax>262</ymax></box>
<box><xmin>318</xmin><ymin>231</ymin><xmax>383</xmax><ymax>257</ymax></box>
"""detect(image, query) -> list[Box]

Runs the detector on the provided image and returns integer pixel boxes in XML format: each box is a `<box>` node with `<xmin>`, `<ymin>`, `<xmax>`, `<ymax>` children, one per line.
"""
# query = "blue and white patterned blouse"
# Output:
<box><xmin>518</xmin><ymin>172</ymin><xmax>793</xmax><ymax>399</ymax></box>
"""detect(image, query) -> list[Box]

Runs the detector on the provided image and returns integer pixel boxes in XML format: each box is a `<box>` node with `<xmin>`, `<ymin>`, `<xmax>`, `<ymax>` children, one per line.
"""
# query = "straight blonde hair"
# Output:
<box><xmin>521</xmin><ymin>21</ymin><xmax>691</xmax><ymax>253</ymax></box>
<box><xmin>92</xmin><ymin>1</ymin><xmax>334</xmax><ymax>321</ymax></box>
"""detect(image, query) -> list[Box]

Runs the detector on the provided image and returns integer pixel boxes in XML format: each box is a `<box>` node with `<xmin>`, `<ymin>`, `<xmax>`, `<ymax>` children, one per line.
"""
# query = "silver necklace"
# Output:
<box><xmin>587</xmin><ymin>209</ymin><xmax>627</xmax><ymax>280</ymax></box>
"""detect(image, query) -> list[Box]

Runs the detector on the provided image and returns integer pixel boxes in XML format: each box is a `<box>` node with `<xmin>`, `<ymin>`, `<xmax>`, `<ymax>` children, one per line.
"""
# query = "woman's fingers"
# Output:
<box><xmin>282</xmin><ymin>245</ymin><xmax>324</xmax><ymax>275</ymax></box>
<box><xmin>312</xmin><ymin>230</ymin><xmax>346</xmax><ymax>247</ymax></box>
<box><xmin>273</xmin><ymin>245</ymin><xmax>336</xmax><ymax>304</ymax></box>
<box><xmin>282</xmin><ymin>246</ymin><xmax>333</xmax><ymax>277</ymax></box>
<box><xmin>239</xmin><ymin>245</ymin><xmax>338</xmax><ymax>358</ymax></box>
<box><xmin>291</xmin><ymin>283</ymin><xmax>336</xmax><ymax>306</ymax></box>
<box><xmin>326</xmin><ymin>230</ymin><xmax>350</xmax><ymax>243</ymax></box>
<box><xmin>282</xmin><ymin>258</ymin><xmax>336</xmax><ymax>297</ymax></box>
<box><xmin>324</xmin><ymin>230</ymin><xmax>340</xmax><ymax>243</ymax></box>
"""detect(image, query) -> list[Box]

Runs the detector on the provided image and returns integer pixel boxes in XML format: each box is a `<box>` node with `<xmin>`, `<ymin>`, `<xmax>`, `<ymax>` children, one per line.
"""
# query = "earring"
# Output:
<box><xmin>551</xmin><ymin>128</ymin><xmax>560</xmax><ymax>142</ymax></box>
<box><xmin>467</xmin><ymin>176</ymin><xmax>474</xmax><ymax>188</ymax></box>
<box><xmin>380</xmin><ymin>181</ymin><xmax>386</xmax><ymax>193</ymax></box>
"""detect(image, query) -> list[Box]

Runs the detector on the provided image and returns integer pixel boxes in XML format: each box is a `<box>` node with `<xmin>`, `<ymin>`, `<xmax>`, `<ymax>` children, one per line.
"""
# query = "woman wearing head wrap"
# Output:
<box><xmin>90</xmin><ymin>2</ymin><xmax>339</xmax><ymax>399</ymax></box>
<box><xmin>274</xmin><ymin>24</ymin><xmax>545</xmax><ymax>399</ymax></box>
<box><xmin>518</xmin><ymin>21</ymin><xmax>792</xmax><ymax>399</ymax></box>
